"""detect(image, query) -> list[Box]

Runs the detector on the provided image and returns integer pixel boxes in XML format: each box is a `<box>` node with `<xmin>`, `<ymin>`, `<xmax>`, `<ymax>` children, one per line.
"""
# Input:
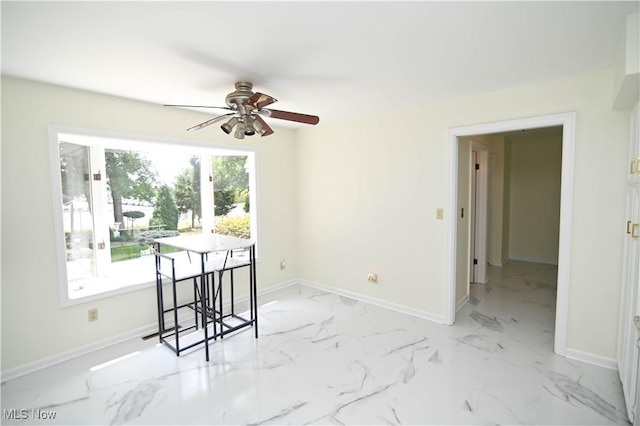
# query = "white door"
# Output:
<box><xmin>470</xmin><ymin>144</ymin><xmax>488</xmax><ymax>284</ymax></box>
<box><xmin>619</xmin><ymin>185</ymin><xmax>640</xmax><ymax>422</ymax></box>
<box><xmin>618</xmin><ymin>101</ymin><xmax>640</xmax><ymax>422</ymax></box>
<box><xmin>470</xmin><ymin>151</ymin><xmax>477</xmax><ymax>283</ymax></box>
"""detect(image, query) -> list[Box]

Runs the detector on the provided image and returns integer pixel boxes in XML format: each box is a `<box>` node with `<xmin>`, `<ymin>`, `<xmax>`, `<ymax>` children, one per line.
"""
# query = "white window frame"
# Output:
<box><xmin>49</xmin><ymin>126</ymin><xmax>258</xmax><ymax>307</ymax></box>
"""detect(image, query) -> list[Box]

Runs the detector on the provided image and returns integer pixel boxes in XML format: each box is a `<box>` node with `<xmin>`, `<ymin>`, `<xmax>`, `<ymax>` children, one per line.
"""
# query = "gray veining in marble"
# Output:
<box><xmin>544</xmin><ymin>370</ymin><xmax>627</xmax><ymax>423</ymax></box>
<box><xmin>428</xmin><ymin>350</ymin><xmax>442</xmax><ymax>365</ymax></box>
<box><xmin>0</xmin><ymin>261</ymin><xmax>630</xmax><ymax>425</ymax></box>
<box><xmin>469</xmin><ymin>310</ymin><xmax>504</xmax><ymax>332</ymax></box>
<box><xmin>109</xmin><ymin>380</ymin><xmax>161</xmax><ymax>425</ymax></box>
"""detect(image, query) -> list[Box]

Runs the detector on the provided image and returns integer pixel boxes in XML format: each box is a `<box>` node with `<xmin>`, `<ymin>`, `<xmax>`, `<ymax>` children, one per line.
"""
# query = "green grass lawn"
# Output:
<box><xmin>111</xmin><ymin>244</ymin><xmax>148</xmax><ymax>262</ymax></box>
<box><xmin>111</xmin><ymin>242</ymin><xmax>183</xmax><ymax>262</ymax></box>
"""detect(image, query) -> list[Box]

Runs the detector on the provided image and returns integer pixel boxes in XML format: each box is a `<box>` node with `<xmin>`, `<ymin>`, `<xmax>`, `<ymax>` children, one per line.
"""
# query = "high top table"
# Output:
<box><xmin>153</xmin><ymin>233</ymin><xmax>257</xmax><ymax>361</ymax></box>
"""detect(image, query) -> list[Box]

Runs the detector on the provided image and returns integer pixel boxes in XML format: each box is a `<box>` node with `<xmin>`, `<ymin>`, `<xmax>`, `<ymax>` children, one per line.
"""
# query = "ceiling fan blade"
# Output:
<box><xmin>253</xmin><ymin>115</ymin><xmax>274</xmax><ymax>137</ymax></box>
<box><xmin>165</xmin><ymin>104</ymin><xmax>233</xmax><ymax>111</ymax></box>
<box><xmin>246</xmin><ymin>92</ymin><xmax>277</xmax><ymax>110</ymax></box>
<box><xmin>187</xmin><ymin>113</ymin><xmax>235</xmax><ymax>131</ymax></box>
<box><xmin>260</xmin><ymin>108</ymin><xmax>319</xmax><ymax>125</ymax></box>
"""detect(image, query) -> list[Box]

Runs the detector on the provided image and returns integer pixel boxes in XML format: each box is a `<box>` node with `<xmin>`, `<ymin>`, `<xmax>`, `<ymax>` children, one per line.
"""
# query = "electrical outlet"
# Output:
<box><xmin>436</xmin><ymin>208</ymin><xmax>444</xmax><ymax>220</ymax></box>
<box><xmin>88</xmin><ymin>308</ymin><xmax>98</xmax><ymax>322</ymax></box>
<box><xmin>367</xmin><ymin>273</ymin><xmax>378</xmax><ymax>283</ymax></box>
<box><xmin>280</xmin><ymin>260</ymin><xmax>286</xmax><ymax>270</ymax></box>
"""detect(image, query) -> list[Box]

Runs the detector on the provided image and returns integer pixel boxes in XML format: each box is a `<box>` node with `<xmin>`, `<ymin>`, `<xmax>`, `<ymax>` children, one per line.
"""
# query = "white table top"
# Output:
<box><xmin>154</xmin><ymin>233</ymin><xmax>254</xmax><ymax>254</ymax></box>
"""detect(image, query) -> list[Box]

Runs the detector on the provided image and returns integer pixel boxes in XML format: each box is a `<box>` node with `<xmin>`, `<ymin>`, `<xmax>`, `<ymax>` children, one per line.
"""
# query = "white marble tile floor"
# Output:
<box><xmin>0</xmin><ymin>261</ymin><xmax>630</xmax><ymax>425</ymax></box>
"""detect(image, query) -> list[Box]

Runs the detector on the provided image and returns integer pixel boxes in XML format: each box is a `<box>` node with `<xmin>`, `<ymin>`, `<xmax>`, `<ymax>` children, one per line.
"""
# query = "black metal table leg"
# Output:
<box><xmin>200</xmin><ymin>253</ymin><xmax>209</xmax><ymax>362</ymax></box>
<box><xmin>221</xmin><ymin>269</ymin><xmax>226</xmax><ymax>338</ymax></box>
<box><xmin>230</xmin><ymin>252</ymin><xmax>235</xmax><ymax>316</ymax></box>
<box><xmin>170</xmin><ymin>259</ymin><xmax>180</xmax><ymax>354</ymax></box>
<box><xmin>155</xmin><ymin>250</ymin><xmax>164</xmax><ymax>342</ymax></box>
<box><xmin>252</xmin><ymin>244</ymin><xmax>258</xmax><ymax>338</ymax></box>
<box><xmin>192</xmin><ymin>277</ymin><xmax>198</xmax><ymax>328</ymax></box>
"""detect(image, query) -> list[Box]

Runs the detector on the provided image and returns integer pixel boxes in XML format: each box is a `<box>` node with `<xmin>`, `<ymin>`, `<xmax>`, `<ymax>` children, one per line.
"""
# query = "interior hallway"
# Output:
<box><xmin>0</xmin><ymin>261</ymin><xmax>629</xmax><ymax>425</ymax></box>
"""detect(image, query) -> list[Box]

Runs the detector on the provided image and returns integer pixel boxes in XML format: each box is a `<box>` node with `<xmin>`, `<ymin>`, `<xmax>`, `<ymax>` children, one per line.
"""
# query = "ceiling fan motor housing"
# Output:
<box><xmin>225</xmin><ymin>81</ymin><xmax>254</xmax><ymax>113</ymax></box>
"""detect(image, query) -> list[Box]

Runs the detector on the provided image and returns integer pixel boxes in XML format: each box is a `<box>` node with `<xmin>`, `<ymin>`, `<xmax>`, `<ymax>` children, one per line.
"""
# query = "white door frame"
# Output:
<box><xmin>444</xmin><ymin>112</ymin><xmax>575</xmax><ymax>357</ymax></box>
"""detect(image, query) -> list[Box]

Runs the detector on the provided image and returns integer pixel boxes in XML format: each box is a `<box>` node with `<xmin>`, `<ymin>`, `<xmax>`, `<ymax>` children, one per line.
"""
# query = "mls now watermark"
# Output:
<box><xmin>4</xmin><ymin>408</ymin><xmax>57</xmax><ymax>420</ymax></box>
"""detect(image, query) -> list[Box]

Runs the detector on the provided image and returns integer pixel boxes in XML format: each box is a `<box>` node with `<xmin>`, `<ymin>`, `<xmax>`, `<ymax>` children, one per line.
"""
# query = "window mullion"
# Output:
<box><xmin>89</xmin><ymin>145</ymin><xmax>111</xmax><ymax>275</ymax></box>
<box><xmin>247</xmin><ymin>154</ymin><xmax>257</xmax><ymax>244</ymax></box>
<box><xmin>200</xmin><ymin>153</ymin><xmax>215</xmax><ymax>234</ymax></box>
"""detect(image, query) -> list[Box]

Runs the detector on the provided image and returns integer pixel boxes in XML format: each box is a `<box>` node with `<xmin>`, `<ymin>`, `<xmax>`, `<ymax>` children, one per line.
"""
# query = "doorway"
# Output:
<box><xmin>444</xmin><ymin>113</ymin><xmax>576</xmax><ymax>357</ymax></box>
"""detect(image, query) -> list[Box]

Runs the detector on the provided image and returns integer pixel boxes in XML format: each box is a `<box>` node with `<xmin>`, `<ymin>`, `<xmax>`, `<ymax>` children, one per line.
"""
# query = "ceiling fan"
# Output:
<box><xmin>165</xmin><ymin>81</ymin><xmax>319</xmax><ymax>139</ymax></box>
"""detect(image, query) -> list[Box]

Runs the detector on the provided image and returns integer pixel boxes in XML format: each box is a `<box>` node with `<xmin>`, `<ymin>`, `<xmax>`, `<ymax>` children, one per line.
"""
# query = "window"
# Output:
<box><xmin>50</xmin><ymin>128</ymin><xmax>257</xmax><ymax>305</ymax></box>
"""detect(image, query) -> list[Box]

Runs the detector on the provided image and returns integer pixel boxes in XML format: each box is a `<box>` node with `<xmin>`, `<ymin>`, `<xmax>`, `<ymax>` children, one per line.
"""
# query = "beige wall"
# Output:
<box><xmin>507</xmin><ymin>134</ymin><xmax>563</xmax><ymax>264</ymax></box>
<box><xmin>296</xmin><ymin>70</ymin><xmax>629</xmax><ymax>359</ymax></box>
<box><xmin>1</xmin><ymin>76</ymin><xmax>299</xmax><ymax>371</ymax></box>
<box><xmin>1</xmin><ymin>68</ymin><xmax>632</xmax><ymax>373</ymax></box>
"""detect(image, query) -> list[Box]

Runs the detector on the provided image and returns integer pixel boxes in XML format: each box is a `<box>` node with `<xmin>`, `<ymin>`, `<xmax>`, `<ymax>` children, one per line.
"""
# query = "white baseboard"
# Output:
<box><xmin>565</xmin><ymin>348</ymin><xmax>618</xmax><ymax>371</ymax></box>
<box><xmin>1</xmin><ymin>279</ymin><xmax>300</xmax><ymax>382</ymax></box>
<box><xmin>508</xmin><ymin>256</ymin><xmax>558</xmax><ymax>266</ymax></box>
<box><xmin>256</xmin><ymin>279</ymin><xmax>299</xmax><ymax>297</ymax></box>
<box><xmin>298</xmin><ymin>279</ymin><xmax>445</xmax><ymax>324</ymax></box>
<box><xmin>456</xmin><ymin>294</ymin><xmax>470</xmax><ymax>312</ymax></box>
<box><xmin>1</xmin><ymin>323</ymin><xmax>158</xmax><ymax>383</ymax></box>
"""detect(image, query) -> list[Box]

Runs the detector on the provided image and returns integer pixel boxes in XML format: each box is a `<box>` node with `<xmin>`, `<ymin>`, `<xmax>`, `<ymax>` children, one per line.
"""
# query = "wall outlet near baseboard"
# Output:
<box><xmin>367</xmin><ymin>273</ymin><xmax>378</xmax><ymax>283</ymax></box>
<box><xmin>280</xmin><ymin>260</ymin><xmax>286</xmax><ymax>270</ymax></box>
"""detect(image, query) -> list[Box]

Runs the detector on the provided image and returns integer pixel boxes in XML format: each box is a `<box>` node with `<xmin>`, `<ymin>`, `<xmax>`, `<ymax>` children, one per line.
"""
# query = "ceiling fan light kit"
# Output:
<box><xmin>252</xmin><ymin>115</ymin><xmax>272</xmax><ymax>137</ymax></box>
<box><xmin>165</xmin><ymin>81</ymin><xmax>319</xmax><ymax>139</ymax></box>
<box><xmin>220</xmin><ymin>116</ymin><xmax>238</xmax><ymax>134</ymax></box>
<box><xmin>234</xmin><ymin>121</ymin><xmax>246</xmax><ymax>139</ymax></box>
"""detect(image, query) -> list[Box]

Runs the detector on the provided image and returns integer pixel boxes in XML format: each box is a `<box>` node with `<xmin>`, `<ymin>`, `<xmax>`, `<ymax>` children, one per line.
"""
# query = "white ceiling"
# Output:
<box><xmin>2</xmin><ymin>1</ymin><xmax>638</xmax><ymax>128</ymax></box>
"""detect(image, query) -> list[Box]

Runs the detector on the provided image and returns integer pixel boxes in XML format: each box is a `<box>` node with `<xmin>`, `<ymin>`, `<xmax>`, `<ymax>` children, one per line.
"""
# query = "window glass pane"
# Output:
<box><xmin>213</xmin><ymin>155</ymin><xmax>251</xmax><ymax>239</ymax></box>
<box><xmin>59</xmin><ymin>142</ymin><xmax>95</xmax><ymax>288</ymax></box>
<box><xmin>55</xmin><ymin>133</ymin><xmax>256</xmax><ymax>302</ymax></box>
<box><xmin>106</xmin><ymin>149</ymin><xmax>204</xmax><ymax>256</ymax></box>
<box><xmin>105</xmin><ymin>148</ymin><xmax>159</xmax><ymax>263</ymax></box>
<box><xmin>171</xmin><ymin>155</ymin><xmax>202</xmax><ymax>235</ymax></box>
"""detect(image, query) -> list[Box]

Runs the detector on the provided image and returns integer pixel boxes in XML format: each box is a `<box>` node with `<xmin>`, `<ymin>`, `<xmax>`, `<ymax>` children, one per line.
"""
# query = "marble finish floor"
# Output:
<box><xmin>1</xmin><ymin>261</ymin><xmax>630</xmax><ymax>425</ymax></box>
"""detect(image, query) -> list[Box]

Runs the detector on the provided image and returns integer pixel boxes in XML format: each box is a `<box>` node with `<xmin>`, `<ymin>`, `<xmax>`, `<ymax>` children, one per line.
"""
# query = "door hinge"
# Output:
<box><xmin>473</xmin><ymin>258</ymin><xmax>478</xmax><ymax>265</ymax></box>
<box><xmin>93</xmin><ymin>171</ymin><xmax>102</xmax><ymax>181</ymax></box>
<box><xmin>475</xmin><ymin>163</ymin><xmax>480</xmax><ymax>170</ymax></box>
